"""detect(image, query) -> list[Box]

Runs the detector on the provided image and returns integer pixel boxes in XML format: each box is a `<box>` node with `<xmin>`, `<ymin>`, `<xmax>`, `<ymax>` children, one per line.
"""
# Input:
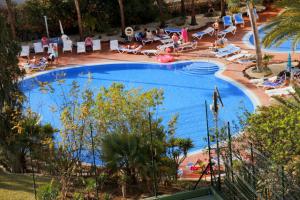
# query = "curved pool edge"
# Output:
<box><xmin>242</xmin><ymin>24</ymin><xmax>300</xmax><ymax>53</ymax></box>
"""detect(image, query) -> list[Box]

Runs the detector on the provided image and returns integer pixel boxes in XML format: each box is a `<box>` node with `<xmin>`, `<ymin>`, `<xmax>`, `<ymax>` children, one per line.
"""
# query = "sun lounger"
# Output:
<box><xmin>157</xmin><ymin>43</ymin><xmax>174</xmax><ymax>51</ymax></box>
<box><xmin>27</xmin><ymin>60</ymin><xmax>48</xmax><ymax>71</ymax></box>
<box><xmin>222</xmin><ymin>15</ymin><xmax>233</xmax><ymax>27</ymax></box>
<box><xmin>233</xmin><ymin>13</ymin><xmax>245</xmax><ymax>26</ymax></box>
<box><xmin>20</xmin><ymin>45</ymin><xmax>30</xmax><ymax>58</ymax></box>
<box><xmin>261</xmin><ymin>75</ymin><xmax>286</xmax><ymax>89</ymax></box>
<box><xmin>192</xmin><ymin>27</ymin><xmax>215</xmax><ymax>40</ymax></box>
<box><xmin>215</xmin><ymin>45</ymin><xmax>241</xmax><ymax>58</ymax></box>
<box><xmin>175</xmin><ymin>41</ymin><xmax>197</xmax><ymax>52</ymax></box>
<box><xmin>118</xmin><ymin>45</ymin><xmax>143</xmax><ymax>54</ymax></box>
<box><xmin>265</xmin><ymin>86</ymin><xmax>295</xmax><ymax>96</ymax></box>
<box><xmin>34</xmin><ymin>42</ymin><xmax>44</xmax><ymax>54</ymax></box>
<box><xmin>63</xmin><ymin>40</ymin><xmax>72</xmax><ymax>53</ymax></box>
<box><xmin>110</xmin><ymin>40</ymin><xmax>119</xmax><ymax>51</ymax></box>
<box><xmin>218</xmin><ymin>26</ymin><xmax>237</xmax><ymax>38</ymax></box>
<box><xmin>160</xmin><ymin>38</ymin><xmax>174</xmax><ymax>44</ymax></box>
<box><xmin>141</xmin><ymin>49</ymin><xmax>160</xmax><ymax>56</ymax></box>
<box><xmin>226</xmin><ymin>51</ymin><xmax>249</xmax><ymax>61</ymax></box>
<box><xmin>77</xmin><ymin>42</ymin><xmax>86</xmax><ymax>53</ymax></box>
<box><xmin>214</xmin><ymin>44</ymin><xmax>236</xmax><ymax>54</ymax></box>
<box><xmin>248</xmin><ymin>8</ymin><xmax>259</xmax><ymax>20</ymax></box>
<box><xmin>92</xmin><ymin>39</ymin><xmax>101</xmax><ymax>51</ymax></box>
<box><xmin>142</xmin><ymin>38</ymin><xmax>154</xmax><ymax>45</ymax></box>
<box><xmin>249</xmin><ymin>76</ymin><xmax>278</xmax><ymax>84</ymax></box>
<box><xmin>164</xmin><ymin>27</ymin><xmax>182</xmax><ymax>35</ymax></box>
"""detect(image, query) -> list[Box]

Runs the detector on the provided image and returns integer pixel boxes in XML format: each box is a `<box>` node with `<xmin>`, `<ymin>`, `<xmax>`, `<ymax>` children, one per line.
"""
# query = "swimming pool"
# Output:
<box><xmin>21</xmin><ymin>61</ymin><xmax>255</xmax><ymax>155</ymax></box>
<box><xmin>245</xmin><ymin>25</ymin><xmax>300</xmax><ymax>52</ymax></box>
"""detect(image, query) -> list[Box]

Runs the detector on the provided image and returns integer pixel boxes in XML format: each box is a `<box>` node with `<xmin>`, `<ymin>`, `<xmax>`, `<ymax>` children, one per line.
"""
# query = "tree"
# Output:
<box><xmin>0</xmin><ymin>15</ymin><xmax>25</xmax><ymax>172</ymax></box>
<box><xmin>5</xmin><ymin>0</ymin><xmax>16</xmax><ymax>39</ymax></box>
<box><xmin>245</xmin><ymin>87</ymin><xmax>300</xmax><ymax>184</ymax></box>
<box><xmin>118</xmin><ymin>0</ymin><xmax>126</xmax><ymax>36</ymax></box>
<box><xmin>156</xmin><ymin>0</ymin><xmax>166</xmax><ymax>27</ymax></box>
<box><xmin>262</xmin><ymin>0</ymin><xmax>300</xmax><ymax>51</ymax></box>
<box><xmin>220</xmin><ymin>0</ymin><xmax>226</xmax><ymax>17</ymax></box>
<box><xmin>190</xmin><ymin>0</ymin><xmax>197</xmax><ymax>25</ymax></box>
<box><xmin>247</xmin><ymin>0</ymin><xmax>263</xmax><ymax>72</ymax></box>
<box><xmin>180</xmin><ymin>0</ymin><xmax>186</xmax><ymax>19</ymax></box>
<box><xmin>74</xmin><ymin>0</ymin><xmax>84</xmax><ymax>40</ymax></box>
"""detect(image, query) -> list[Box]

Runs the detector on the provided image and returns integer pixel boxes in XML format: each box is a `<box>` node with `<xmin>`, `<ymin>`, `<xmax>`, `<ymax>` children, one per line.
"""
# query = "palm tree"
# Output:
<box><xmin>262</xmin><ymin>0</ymin><xmax>300</xmax><ymax>51</ymax></box>
<box><xmin>181</xmin><ymin>0</ymin><xmax>186</xmax><ymax>19</ymax></box>
<box><xmin>190</xmin><ymin>0</ymin><xmax>197</xmax><ymax>25</ymax></box>
<box><xmin>156</xmin><ymin>0</ymin><xmax>165</xmax><ymax>27</ymax></box>
<box><xmin>247</xmin><ymin>0</ymin><xmax>263</xmax><ymax>72</ymax></box>
<box><xmin>118</xmin><ymin>0</ymin><xmax>126</xmax><ymax>36</ymax></box>
<box><xmin>220</xmin><ymin>0</ymin><xmax>226</xmax><ymax>17</ymax></box>
<box><xmin>74</xmin><ymin>0</ymin><xmax>83</xmax><ymax>40</ymax></box>
<box><xmin>5</xmin><ymin>0</ymin><xmax>16</xmax><ymax>39</ymax></box>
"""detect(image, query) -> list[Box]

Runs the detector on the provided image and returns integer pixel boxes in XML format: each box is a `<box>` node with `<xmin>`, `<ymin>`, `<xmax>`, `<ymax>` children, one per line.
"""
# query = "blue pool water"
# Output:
<box><xmin>21</xmin><ymin>61</ymin><xmax>254</xmax><ymax>155</ymax></box>
<box><xmin>249</xmin><ymin>28</ymin><xmax>300</xmax><ymax>52</ymax></box>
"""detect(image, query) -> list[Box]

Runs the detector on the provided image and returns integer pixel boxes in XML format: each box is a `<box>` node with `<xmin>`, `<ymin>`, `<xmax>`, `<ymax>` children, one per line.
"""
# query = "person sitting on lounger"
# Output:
<box><xmin>172</xmin><ymin>33</ymin><xmax>180</xmax><ymax>48</ymax></box>
<box><xmin>146</xmin><ymin>30</ymin><xmax>154</xmax><ymax>40</ymax></box>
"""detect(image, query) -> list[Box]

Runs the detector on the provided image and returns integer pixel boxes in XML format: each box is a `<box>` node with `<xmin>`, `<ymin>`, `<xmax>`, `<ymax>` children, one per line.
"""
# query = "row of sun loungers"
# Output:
<box><xmin>20</xmin><ymin>39</ymin><xmax>102</xmax><ymax>57</ymax></box>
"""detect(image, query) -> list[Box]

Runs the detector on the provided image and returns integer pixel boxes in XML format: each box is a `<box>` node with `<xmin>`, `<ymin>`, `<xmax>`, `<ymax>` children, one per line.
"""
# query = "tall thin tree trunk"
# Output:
<box><xmin>74</xmin><ymin>0</ymin><xmax>83</xmax><ymax>40</ymax></box>
<box><xmin>5</xmin><ymin>0</ymin><xmax>16</xmax><ymax>40</ymax></box>
<box><xmin>220</xmin><ymin>0</ymin><xmax>226</xmax><ymax>17</ymax></box>
<box><xmin>118</xmin><ymin>0</ymin><xmax>126</xmax><ymax>37</ymax></box>
<box><xmin>247</xmin><ymin>2</ymin><xmax>263</xmax><ymax>72</ymax></box>
<box><xmin>156</xmin><ymin>0</ymin><xmax>165</xmax><ymax>27</ymax></box>
<box><xmin>190</xmin><ymin>0</ymin><xmax>197</xmax><ymax>25</ymax></box>
<box><xmin>180</xmin><ymin>0</ymin><xmax>186</xmax><ymax>19</ymax></box>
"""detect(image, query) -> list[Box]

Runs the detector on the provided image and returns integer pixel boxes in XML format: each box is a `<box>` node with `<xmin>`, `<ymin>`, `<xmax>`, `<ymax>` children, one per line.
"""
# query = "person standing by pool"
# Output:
<box><xmin>50</xmin><ymin>43</ymin><xmax>58</xmax><ymax>64</ymax></box>
<box><xmin>212</xmin><ymin>20</ymin><xmax>219</xmax><ymax>37</ymax></box>
<box><xmin>181</xmin><ymin>27</ymin><xmax>188</xmax><ymax>43</ymax></box>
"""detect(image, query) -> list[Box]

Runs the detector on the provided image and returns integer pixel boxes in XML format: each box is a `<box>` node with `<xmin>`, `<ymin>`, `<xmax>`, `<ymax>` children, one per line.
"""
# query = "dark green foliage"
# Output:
<box><xmin>37</xmin><ymin>180</ymin><xmax>59</xmax><ymax>200</ymax></box>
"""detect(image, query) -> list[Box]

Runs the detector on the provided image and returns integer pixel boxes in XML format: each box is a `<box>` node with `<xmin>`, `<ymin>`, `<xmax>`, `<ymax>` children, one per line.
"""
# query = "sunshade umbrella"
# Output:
<box><xmin>59</xmin><ymin>20</ymin><xmax>64</xmax><ymax>35</ymax></box>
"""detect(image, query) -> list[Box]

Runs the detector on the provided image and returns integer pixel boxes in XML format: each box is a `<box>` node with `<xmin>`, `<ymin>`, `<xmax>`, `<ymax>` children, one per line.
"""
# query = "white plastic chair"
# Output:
<box><xmin>92</xmin><ymin>39</ymin><xmax>101</xmax><ymax>51</ymax></box>
<box><xmin>110</xmin><ymin>40</ymin><xmax>119</xmax><ymax>51</ymax></box>
<box><xmin>20</xmin><ymin>45</ymin><xmax>30</xmax><ymax>58</ymax></box>
<box><xmin>77</xmin><ymin>42</ymin><xmax>86</xmax><ymax>54</ymax></box>
<box><xmin>34</xmin><ymin>42</ymin><xmax>44</xmax><ymax>54</ymax></box>
<box><xmin>48</xmin><ymin>43</ymin><xmax>58</xmax><ymax>54</ymax></box>
<box><xmin>63</xmin><ymin>40</ymin><xmax>73</xmax><ymax>53</ymax></box>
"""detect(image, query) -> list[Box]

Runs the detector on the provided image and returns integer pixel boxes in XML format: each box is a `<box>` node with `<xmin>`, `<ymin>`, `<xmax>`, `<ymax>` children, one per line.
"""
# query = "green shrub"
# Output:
<box><xmin>103</xmin><ymin>193</ymin><xmax>112</xmax><ymax>200</ymax></box>
<box><xmin>37</xmin><ymin>180</ymin><xmax>59</xmax><ymax>200</ymax></box>
<box><xmin>73</xmin><ymin>192</ymin><xmax>84</xmax><ymax>200</ymax></box>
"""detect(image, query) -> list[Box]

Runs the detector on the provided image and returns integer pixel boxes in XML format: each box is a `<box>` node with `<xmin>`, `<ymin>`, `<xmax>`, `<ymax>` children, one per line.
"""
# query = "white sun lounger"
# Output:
<box><xmin>265</xmin><ymin>86</ymin><xmax>295</xmax><ymax>96</ymax></box>
<box><xmin>34</xmin><ymin>42</ymin><xmax>44</xmax><ymax>54</ymax></box>
<box><xmin>92</xmin><ymin>39</ymin><xmax>101</xmax><ymax>51</ymax></box>
<box><xmin>226</xmin><ymin>51</ymin><xmax>249</xmax><ymax>61</ymax></box>
<box><xmin>118</xmin><ymin>45</ymin><xmax>143</xmax><ymax>54</ymax></box>
<box><xmin>218</xmin><ymin>26</ymin><xmax>237</xmax><ymax>38</ymax></box>
<box><xmin>77</xmin><ymin>42</ymin><xmax>86</xmax><ymax>54</ymax></box>
<box><xmin>175</xmin><ymin>41</ymin><xmax>197</xmax><ymax>52</ymax></box>
<box><xmin>216</xmin><ymin>45</ymin><xmax>240</xmax><ymax>58</ymax></box>
<box><xmin>250</xmin><ymin>76</ymin><xmax>278</xmax><ymax>84</ymax></box>
<box><xmin>141</xmin><ymin>49</ymin><xmax>160</xmax><ymax>56</ymax></box>
<box><xmin>110</xmin><ymin>40</ymin><xmax>119</xmax><ymax>51</ymax></box>
<box><xmin>62</xmin><ymin>40</ymin><xmax>72</xmax><ymax>53</ymax></box>
<box><xmin>192</xmin><ymin>27</ymin><xmax>215</xmax><ymax>40</ymax></box>
<box><xmin>20</xmin><ymin>45</ymin><xmax>30</xmax><ymax>58</ymax></box>
<box><xmin>157</xmin><ymin>43</ymin><xmax>174</xmax><ymax>51</ymax></box>
<box><xmin>160</xmin><ymin>38</ymin><xmax>174</xmax><ymax>44</ymax></box>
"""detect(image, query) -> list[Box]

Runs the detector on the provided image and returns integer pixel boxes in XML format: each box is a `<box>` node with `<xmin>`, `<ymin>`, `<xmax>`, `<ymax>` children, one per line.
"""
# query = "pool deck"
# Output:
<box><xmin>19</xmin><ymin>6</ymin><xmax>297</xmax><ymax>179</ymax></box>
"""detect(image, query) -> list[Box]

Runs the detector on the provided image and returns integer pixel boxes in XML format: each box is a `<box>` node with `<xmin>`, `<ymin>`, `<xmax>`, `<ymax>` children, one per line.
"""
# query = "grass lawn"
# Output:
<box><xmin>0</xmin><ymin>172</ymin><xmax>51</xmax><ymax>200</ymax></box>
